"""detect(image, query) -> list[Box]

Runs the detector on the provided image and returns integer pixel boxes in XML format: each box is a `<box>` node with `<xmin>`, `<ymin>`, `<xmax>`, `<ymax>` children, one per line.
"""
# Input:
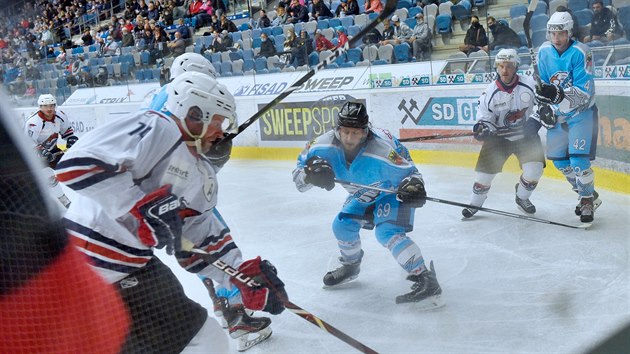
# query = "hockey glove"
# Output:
<box><xmin>130</xmin><ymin>185</ymin><xmax>189</xmax><ymax>255</ymax></box>
<box><xmin>65</xmin><ymin>135</ymin><xmax>78</xmax><ymax>149</ymax></box>
<box><xmin>396</xmin><ymin>175</ymin><xmax>427</xmax><ymax>208</ymax></box>
<box><xmin>205</xmin><ymin>138</ymin><xmax>232</xmax><ymax>168</ymax></box>
<box><xmin>535</xmin><ymin>83</ymin><xmax>564</xmax><ymax>105</ymax></box>
<box><xmin>472</xmin><ymin>121</ymin><xmax>497</xmax><ymax>141</ymax></box>
<box><xmin>538</xmin><ymin>104</ymin><xmax>557</xmax><ymax>129</ymax></box>
<box><xmin>522</xmin><ymin>116</ymin><xmax>542</xmax><ymax>137</ymax></box>
<box><xmin>231</xmin><ymin>257</ymin><xmax>288</xmax><ymax>315</ymax></box>
<box><xmin>304</xmin><ymin>156</ymin><xmax>335</xmax><ymax>191</ymax></box>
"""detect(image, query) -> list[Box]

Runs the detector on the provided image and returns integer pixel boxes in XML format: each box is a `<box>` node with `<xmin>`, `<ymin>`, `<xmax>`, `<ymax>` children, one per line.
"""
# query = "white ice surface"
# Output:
<box><xmin>154</xmin><ymin>160</ymin><xmax>629</xmax><ymax>354</ymax></box>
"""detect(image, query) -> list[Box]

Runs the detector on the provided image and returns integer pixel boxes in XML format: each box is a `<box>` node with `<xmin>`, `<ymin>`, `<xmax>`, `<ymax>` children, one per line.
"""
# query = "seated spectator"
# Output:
<box><xmin>459</xmin><ymin>15</ymin><xmax>488</xmax><ymax>55</ymax></box>
<box><xmin>311</xmin><ymin>0</ymin><xmax>333</xmax><ymax>21</ymax></box>
<box><xmin>336</xmin><ymin>0</ymin><xmax>359</xmax><ymax>17</ymax></box>
<box><xmin>315</xmin><ymin>30</ymin><xmax>335</xmax><ymax>51</ymax></box>
<box><xmin>335</xmin><ymin>27</ymin><xmax>348</xmax><ymax>49</ymax></box>
<box><xmin>259</xmin><ymin>32</ymin><xmax>277</xmax><ymax>57</ymax></box>
<box><xmin>300</xmin><ymin>30</ymin><xmax>314</xmax><ymax>54</ymax></box>
<box><xmin>123</xmin><ymin>4</ymin><xmax>135</xmax><ymax>20</ymax></box>
<box><xmin>147</xmin><ymin>2</ymin><xmax>160</xmax><ymax>21</ymax></box>
<box><xmin>195</xmin><ymin>0</ymin><xmax>214</xmax><ymax>28</ymax></box>
<box><xmin>392</xmin><ymin>15</ymin><xmax>413</xmax><ymax>44</ymax></box>
<box><xmin>188</xmin><ymin>0</ymin><xmax>204</xmax><ymax>18</ymax></box>
<box><xmin>213</xmin><ymin>0</ymin><xmax>227</xmax><ymax>18</ymax></box>
<box><xmin>167</xmin><ymin>31</ymin><xmax>186</xmax><ymax>56</ymax></box>
<box><xmin>24</xmin><ymin>62</ymin><xmax>41</xmax><ymax>81</ymax></box>
<box><xmin>81</xmin><ymin>27</ymin><xmax>94</xmax><ymax>46</ymax></box>
<box><xmin>207</xmin><ymin>14</ymin><xmax>221</xmax><ymax>32</ymax></box>
<box><xmin>24</xmin><ymin>82</ymin><xmax>36</xmax><ymax>97</ymax></box>
<box><xmin>380</xmin><ymin>19</ymin><xmax>396</xmax><ymax>45</ymax></box>
<box><xmin>583</xmin><ymin>0</ymin><xmax>622</xmax><ymax>43</ymax></box>
<box><xmin>257</xmin><ymin>9</ymin><xmax>271</xmax><ymax>28</ymax></box>
<box><xmin>555</xmin><ymin>6</ymin><xmax>579</xmax><ymax>40</ymax></box>
<box><xmin>364</xmin><ymin>0</ymin><xmax>383</xmax><ymax>14</ymax></box>
<box><xmin>363</xmin><ymin>27</ymin><xmax>382</xmax><ymax>45</ymax></box>
<box><xmin>101</xmin><ymin>35</ymin><xmax>120</xmax><ymax>56</ymax></box>
<box><xmin>134</xmin><ymin>0</ymin><xmax>149</xmax><ymax>18</ymax></box>
<box><xmin>122</xmin><ymin>27</ymin><xmax>134</xmax><ymax>47</ymax></box>
<box><xmin>410</xmin><ymin>13</ymin><xmax>432</xmax><ymax>60</ymax></box>
<box><xmin>484</xmin><ymin>16</ymin><xmax>521</xmax><ymax>51</ymax></box>
<box><xmin>220</xmin><ymin>14</ymin><xmax>238</xmax><ymax>32</ymax></box>
<box><xmin>272</xmin><ymin>5</ymin><xmax>289</xmax><ymax>27</ymax></box>
<box><xmin>287</xmin><ymin>0</ymin><xmax>309</xmax><ymax>24</ymax></box>
<box><xmin>152</xmin><ymin>26</ymin><xmax>169</xmax><ymax>58</ymax></box>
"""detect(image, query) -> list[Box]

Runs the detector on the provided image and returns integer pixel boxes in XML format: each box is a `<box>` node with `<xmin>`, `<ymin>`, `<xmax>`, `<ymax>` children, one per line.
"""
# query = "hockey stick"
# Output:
<box><xmin>523</xmin><ymin>0</ymin><xmax>542</xmax><ymax>88</ymax></box>
<box><xmin>334</xmin><ymin>179</ymin><xmax>591</xmax><ymax>229</ymax></box>
<box><xmin>398</xmin><ymin>128</ymin><xmax>518</xmax><ymax>142</ymax></box>
<box><xmin>180</xmin><ymin>239</ymin><xmax>379</xmax><ymax>354</ymax></box>
<box><xmin>221</xmin><ymin>0</ymin><xmax>398</xmax><ymax>144</ymax></box>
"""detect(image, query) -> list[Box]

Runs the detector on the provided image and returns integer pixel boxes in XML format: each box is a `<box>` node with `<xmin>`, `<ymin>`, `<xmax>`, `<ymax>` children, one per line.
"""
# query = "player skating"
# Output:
<box><xmin>462</xmin><ymin>48</ymin><xmax>546</xmax><ymax>218</ymax></box>
<box><xmin>24</xmin><ymin>94</ymin><xmax>77</xmax><ymax>209</ymax></box>
<box><xmin>292</xmin><ymin>101</ymin><xmax>442</xmax><ymax>308</ymax></box>
<box><xmin>55</xmin><ymin>72</ymin><xmax>287</xmax><ymax>353</ymax></box>
<box><xmin>535</xmin><ymin>11</ymin><xmax>601</xmax><ymax>223</ymax></box>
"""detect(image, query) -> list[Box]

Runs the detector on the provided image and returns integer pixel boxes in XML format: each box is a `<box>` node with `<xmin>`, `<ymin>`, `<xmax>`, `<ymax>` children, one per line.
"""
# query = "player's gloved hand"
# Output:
<box><xmin>472</xmin><ymin>121</ymin><xmax>497</xmax><ymax>141</ymax></box>
<box><xmin>205</xmin><ymin>137</ymin><xmax>232</xmax><ymax>168</ymax></box>
<box><xmin>304</xmin><ymin>155</ymin><xmax>335</xmax><ymax>191</ymax></box>
<box><xmin>231</xmin><ymin>257</ymin><xmax>288</xmax><ymax>315</ymax></box>
<box><xmin>537</xmin><ymin>104</ymin><xmax>557</xmax><ymax>129</ymax></box>
<box><xmin>38</xmin><ymin>148</ymin><xmax>54</xmax><ymax>162</ymax></box>
<box><xmin>522</xmin><ymin>116</ymin><xmax>542</xmax><ymax>137</ymax></box>
<box><xmin>396</xmin><ymin>175</ymin><xmax>427</xmax><ymax>208</ymax></box>
<box><xmin>66</xmin><ymin>136</ymin><xmax>78</xmax><ymax>149</ymax></box>
<box><xmin>130</xmin><ymin>184</ymin><xmax>189</xmax><ymax>255</ymax></box>
<box><xmin>535</xmin><ymin>83</ymin><xmax>564</xmax><ymax>105</ymax></box>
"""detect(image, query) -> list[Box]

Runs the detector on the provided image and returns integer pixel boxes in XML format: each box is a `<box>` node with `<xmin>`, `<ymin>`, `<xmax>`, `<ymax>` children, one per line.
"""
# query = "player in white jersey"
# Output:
<box><xmin>55</xmin><ymin>72</ymin><xmax>287</xmax><ymax>353</ymax></box>
<box><xmin>462</xmin><ymin>49</ymin><xmax>546</xmax><ymax>218</ymax></box>
<box><xmin>535</xmin><ymin>11</ymin><xmax>600</xmax><ymax>223</ymax></box>
<box><xmin>24</xmin><ymin>94</ymin><xmax>78</xmax><ymax>209</ymax></box>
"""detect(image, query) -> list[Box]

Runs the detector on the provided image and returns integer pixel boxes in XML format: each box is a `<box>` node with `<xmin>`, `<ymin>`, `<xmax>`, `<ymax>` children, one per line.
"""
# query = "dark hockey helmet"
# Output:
<box><xmin>336</xmin><ymin>101</ymin><xmax>369</xmax><ymax>129</ymax></box>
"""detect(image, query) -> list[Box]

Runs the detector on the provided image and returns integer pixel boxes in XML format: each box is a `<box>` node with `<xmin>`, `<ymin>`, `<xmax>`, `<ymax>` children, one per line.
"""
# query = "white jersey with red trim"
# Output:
<box><xmin>476</xmin><ymin>74</ymin><xmax>537</xmax><ymax>141</ymax></box>
<box><xmin>55</xmin><ymin>110</ymin><xmax>242</xmax><ymax>286</ymax></box>
<box><xmin>24</xmin><ymin>109</ymin><xmax>74</xmax><ymax>149</ymax></box>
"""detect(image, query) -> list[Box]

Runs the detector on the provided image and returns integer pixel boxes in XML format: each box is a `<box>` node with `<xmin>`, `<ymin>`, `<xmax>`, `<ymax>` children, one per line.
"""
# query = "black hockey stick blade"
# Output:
<box><xmin>180</xmin><ymin>239</ymin><xmax>379</xmax><ymax>354</ymax></box>
<box><xmin>221</xmin><ymin>0</ymin><xmax>398</xmax><ymax>143</ymax></box>
<box><xmin>334</xmin><ymin>179</ymin><xmax>591</xmax><ymax>230</ymax></box>
<box><xmin>523</xmin><ymin>0</ymin><xmax>542</xmax><ymax>87</ymax></box>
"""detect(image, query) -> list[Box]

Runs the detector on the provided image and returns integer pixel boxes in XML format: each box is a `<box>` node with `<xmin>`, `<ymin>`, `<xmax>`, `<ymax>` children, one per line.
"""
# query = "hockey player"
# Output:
<box><xmin>292</xmin><ymin>101</ymin><xmax>442</xmax><ymax>307</ymax></box>
<box><xmin>55</xmin><ymin>72</ymin><xmax>287</xmax><ymax>353</ymax></box>
<box><xmin>24</xmin><ymin>94</ymin><xmax>78</xmax><ymax>209</ymax></box>
<box><xmin>462</xmin><ymin>48</ymin><xmax>546</xmax><ymax>218</ymax></box>
<box><xmin>535</xmin><ymin>11</ymin><xmax>601</xmax><ymax>223</ymax></box>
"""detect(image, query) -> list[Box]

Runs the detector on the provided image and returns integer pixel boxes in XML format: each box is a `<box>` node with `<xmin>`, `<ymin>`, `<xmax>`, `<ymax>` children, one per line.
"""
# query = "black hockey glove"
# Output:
<box><xmin>538</xmin><ymin>104</ymin><xmax>557</xmax><ymax>129</ymax></box>
<box><xmin>535</xmin><ymin>83</ymin><xmax>564</xmax><ymax>105</ymax></box>
<box><xmin>205</xmin><ymin>138</ymin><xmax>232</xmax><ymax>168</ymax></box>
<box><xmin>66</xmin><ymin>135</ymin><xmax>78</xmax><ymax>149</ymax></box>
<box><xmin>304</xmin><ymin>156</ymin><xmax>335</xmax><ymax>191</ymax></box>
<box><xmin>130</xmin><ymin>185</ymin><xmax>199</xmax><ymax>255</ymax></box>
<box><xmin>396</xmin><ymin>175</ymin><xmax>427</xmax><ymax>208</ymax></box>
<box><xmin>472</xmin><ymin>121</ymin><xmax>497</xmax><ymax>141</ymax></box>
<box><xmin>522</xmin><ymin>116</ymin><xmax>542</xmax><ymax>137</ymax></box>
<box><xmin>231</xmin><ymin>257</ymin><xmax>288</xmax><ymax>315</ymax></box>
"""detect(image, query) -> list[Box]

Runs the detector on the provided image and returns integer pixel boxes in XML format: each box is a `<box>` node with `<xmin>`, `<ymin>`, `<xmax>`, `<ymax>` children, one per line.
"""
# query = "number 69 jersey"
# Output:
<box><xmin>55</xmin><ymin>110</ymin><xmax>241</xmax><ymax>286</ymax></box>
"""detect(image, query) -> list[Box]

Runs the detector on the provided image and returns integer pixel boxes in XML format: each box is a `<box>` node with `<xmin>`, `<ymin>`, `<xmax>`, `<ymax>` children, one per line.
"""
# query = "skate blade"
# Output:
<box><xmin>322</xmin><ymin>275</ymin><xmax>359</xmax><ymax>289</ymax></box>
<box><xmin>237</xmin><ymin>327</ymin><xmax>272</xmax><ymax>352</ymax></box>
<box><xmin>396</xmin><ymin>294</ymin><xmax>445</xmax><ymax>311</ymax></box>
<box><xmin>517</xmin><ymin>205</ymin><xmax>535</xmax><ymax>215</ymax></box>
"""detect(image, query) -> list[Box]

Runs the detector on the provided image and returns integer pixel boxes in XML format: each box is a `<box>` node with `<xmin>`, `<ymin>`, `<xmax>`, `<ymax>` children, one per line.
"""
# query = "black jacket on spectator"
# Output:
<box><xmin>591</xmin><ymin>7</ymin><xmax>621</xmax><ymax>37</ymax></box>
<box><xmin>313</xmin><ymin>1</ymin><xmax>333</xmax><ymax>19</ymax></box>
<box><xmin>288</xmin><ymin>4</ymin><xmax>309</xmax><ymax>23</ymax></box>
<box><xmin>362</xmin><ymin>27</ymin><xmax>381</xmax><ymax>44</ymax></box>
<box><xmin>488</xmin><ymin>22</ymin><xmax>521</xmax><ymax>50</ymax></box>
<box><xmin>259</xmin><ymin>37</ymin><xmax>276</xmax><ymax>57</ymax></box>
<box><xmin>464</xmin><ymin>23</ymin><xmax>488</xmax><ymax>47</ymax></box>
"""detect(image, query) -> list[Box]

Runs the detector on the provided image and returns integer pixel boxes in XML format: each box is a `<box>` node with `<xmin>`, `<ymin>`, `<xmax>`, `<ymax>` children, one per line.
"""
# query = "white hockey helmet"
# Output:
<box><xmin>38</xmin><ymin>94</ymin><xmax>57</xmax><ymax>106</ymax></box>
<box><xmin>494</xmin><ymin>48</ymin><xmax>520</xmax><ymax>67</ymax></box>
<box><xmin>169</xmin><ymin>53</ymin><xmax>217</xmax><ymax>80</ymax></box>
<box><xmin>164</xmin><ymin>71</ymin><xmax>236</xmax><ymax>152</ymax></box>
<box><xmin>547</xmin><ymin>11</ymin><xmax>573</xmax><ymax>39</ymax></box>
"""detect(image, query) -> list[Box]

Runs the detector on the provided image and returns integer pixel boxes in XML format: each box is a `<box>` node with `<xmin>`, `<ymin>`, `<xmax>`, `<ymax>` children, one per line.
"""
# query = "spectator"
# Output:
<box><xmin>272</xmin><ymin>5</ymin><xmax>289</xmax><ymax>26</ymax></box>
<box><xmin>147</xmin><ymin>2</ymin><xmax>160</xmax><ymax>21</ymax></box>
<box><xmin>24</xmin><ymin>82</ymin><xmax>36</xmax><ymax>97</ymax></box>
<box><xmin>176</xmin><ymin>18</ymin><xmax>193</xmax><ymax>46</ymax></box>
<box><xmin>135</xmin><ymin>0</ymin><xmax>149</xmax><ymax>17</ymax></box>
<box><xmin>152</xmin><ymin>26</ymin><xmax>170</xmax><ymax>59</ymax></box>
<box><xmin>287</xmin><ymin>0</ymin><xmax>309</xmax><ymax>24</ymax></box>
<box><xmin>459</xmin><ymin>15</ymin><xmax>488</xmax><ymax>55</ymax></box>
<box><xmin>555</xmin><ymin>6</ymin><xmax>579</xmax><ymax>40</ymax></box>
<box><xmin>364</xmin><ymin>0</ymin><xmax>383</xmax><ymax>14</ymax></box>
<box><xmin>259</xmin><ymin>32</ymin><xmax>276</xmax><ymax>57</ymax></box>
<box><xmin>336</xmin><ymin>0</ymin><xmax>359</xmax><ymax>17</ymax></box>
<box><xmin>257</xmin><ymin>9</ymin><xmax>271</xmax><ymax>28</ymax></box>
<box><xmin>583</xmin><ymin>0</ymin><xmax>622</xmax><ymax>43</ymax></box>
<box><xmin>24</xmin><ymin>62</ymin><xmax>41</xmax><ymax>81</ymax></box>
<box><xmin>315</xmin><ymin>29</ymin><xmax>335</xmax><ymax>51</ymax></box>
<box><xmin>123</xmin><ymin>4</ymin><xmax>135</xmax><ymax>20</ymax></box>
<box><xmin>213</xmin><ymin>0</ymin><xmax>227</xmax><ymax>18</ymax></box>
<box><xmin>121</xmin><ymin>27</ymin><xmax>134</xmax><ymax>47</ymax></box>
<box><xmin>311</xmin><ymin>0</ymin><xmax>333</xmax><ymax>21</ymax></box>
<box><xmin>335</xmin><ymin>26</ymin><xmax>348</xmax><ymax>49</ymax></box>
<box><xmin>101</xmin><ymin>35</ymin><xmax>120</xmax><ymax>56</ymax></box>
<box><xmin>380</xmin><ymin>18</ymin><xmax>396</xmax><ymax>45</ymax></box>
<box><xmin>392</xmin><ymin>14</ymin><xmax>413</xmax><ymax>44</ymax></box>
<box><xmin>167</xmin><ymin>30</ymin><xmax>186</xmax><ymax>56</ymax></box>
<box><xmin>195</xmin><ymin>0</ymin><xmax>214</xmax><ymax>28</ymax></box>
<box><xmin>363</xmin><ymin>26</ymin><xmax>382</xmax><ymax>45</ymax></box>
<box><xmin>300</xmin><ymin>29</ymin><xmax>314</xmax><ymax>54</ymax></box>
<box><xmin>484</xmin><ymin>16</ymin><xmax>521</xmax><ymax>51</ymax></box>
<box><xmin>220</xmin><ymin>14</ymin><xmax>238</xmax><ymax>32</ymax></box>
<box><xmin>81</xmin><ymin>27</ymin><xmax>94</xmax><ymax>46</ymax></box>
<box><xmin>410</xmin><ymin>13</ymin><xmax>432</xmax><ymax>60</ymax></box>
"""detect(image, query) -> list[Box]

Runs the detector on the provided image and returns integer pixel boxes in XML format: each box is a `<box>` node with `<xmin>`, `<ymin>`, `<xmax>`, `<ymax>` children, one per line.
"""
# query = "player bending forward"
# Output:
<box><xmin>535</xmin><ymin>11</ymin><xmax>601</xmax><ymax>223</ymax></box>
<box><xmin>24</xmin><ymin>94</ymin><xmax>77</xmax><ymax>209</ymax></box>
<box><xmin>462</xmin><ymin>48</ymin><xmax>546</xmax><ymax>218</ymax></box>
<box><xmin>56</xmin><ymin>72</ymin><xmax>287</xmax><ymax>353</ymax></box>
<box><xmin>293</xmin><ymin>101</ymin><xmax>443</xmax><ymax>308</ymax></box>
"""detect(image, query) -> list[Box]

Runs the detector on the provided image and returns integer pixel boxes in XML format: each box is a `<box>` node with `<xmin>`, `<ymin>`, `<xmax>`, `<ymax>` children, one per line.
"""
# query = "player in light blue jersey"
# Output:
<box><xmin>535</xmin><ymin>11</ymin><xmax>601</xmax><ymax>223</ymax></box>
<box><xmin>293</xmin><ymin>101</ymin><xmax>442</xmax><ymax>308</ymax></box>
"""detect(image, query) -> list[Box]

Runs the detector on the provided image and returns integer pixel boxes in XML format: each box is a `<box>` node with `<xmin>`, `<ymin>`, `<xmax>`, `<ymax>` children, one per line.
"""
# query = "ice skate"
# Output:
<box><xmin>575</xmin><ymin>191</ymin><xmax>601</xmax><ymax>216</ymax></box>
<box><xmin>323</xmin><ymin>260</ymin><xmax>361</xmax><ymax>288</ymax></box>
<box><xmin>215</xmin><ymin>296</ymin><xmax>272</xmax><ymax>351</ymax></box>
<box><xmin>396</xmin><ymin>261</ymin><xmax>444</xmax><ymax>310</ymax></box>
<box><xmin>461</xmin><ymin>207</ymin><xmax>478</xmax><ymax>219</ymax></box>
<box><xmin>578</xmin><ymin>197</ymin><xmax>594</xmax><ymax>223</ymax></box>
<box><xmin>515</xmin><ymin>184</ymin><xmax>536</xmax><ymax>214</ymax></box>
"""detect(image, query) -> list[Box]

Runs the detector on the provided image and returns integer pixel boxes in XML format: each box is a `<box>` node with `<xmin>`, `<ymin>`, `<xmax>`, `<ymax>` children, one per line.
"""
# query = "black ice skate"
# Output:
<box><xmin>578</xmin><ymin>197</ymin><xmax>595</xmax><ymax>223</ymax></box>
<box><xmin>323</xmin><ymin>257</ymin><xmax>362</xmax><ymax>288</ymax></box>
<box><xmin>575</xmin><ymin>191</ymin><xmax>601</xmax><ymax>216</ymax></box>
<box><xmin>461</xmin><ymin>207</ymin><xmax>478</xmax><ymax>219</ymax></box>
<box><xmin>215</xmin><ymin>296</ymin><xmax>272</xmax><ymax>352</ymax></box>
<box><xmin>515</xmin><ymin>184</ymin><xmax>536</xmax><ymax>214</ymax></box>
<box><xmin>396</xmin><ymin>261</ymin><xmax>444</xmax><ymax>310</ymax></box>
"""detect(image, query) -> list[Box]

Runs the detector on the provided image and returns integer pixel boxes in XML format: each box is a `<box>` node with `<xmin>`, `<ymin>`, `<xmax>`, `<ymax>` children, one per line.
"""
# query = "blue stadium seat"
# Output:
<box><xmin>141</xmin><ymin>51</ymin><xmax>150</xmax><ymax>66</ymax></box>
<box><xmin>509</xmin><ymin>4</ymin><xmax>527</xmax><ymax>19</ymax></box>
<box><xmin>243</xmin><ymin>59</ymin><xmax>255</xmax><ymax>72</ymax></box>
<box><xmin>436</xmin><ymin>14</ymin><xmax>452</xmax><ymax>34</ymax></box>
<box><xmin>317</xmin><ymin>19</ymin><xmax>330</xmax><ymax>29</ymax></box>
<box><xmin>229</xmin><ymin>50</ymin><xmax>243</xmax><ymax>61</ymax></box>
<box><xmin>252</xmin><ymin>37</ymin><xmax>262</xmax><ymax>49</ymax></box>
<box><xmin>221</xmin><ymin>61</ymin><xmax>232</xmax><ymax>74</ymax></box>
<box><xmin>340</xmin><ymin>16</ymin><xmax>354</xmax><ymax>28</ymax></box>
<box><xmin>533</xmin><ymin>1</ymin><xmax>547</xmax><ymax>15</ymax></box>
<box><xmin>134</xmin><ymin>69</ymin><xmax>145</xmax><ymax>81</ymax></box>
<box><xmin>574</xmin><ymin>9</ymin><xmax>593</xmax><ymax>27</ymax></box>
<box><xmin>212</xmin><ymin>62</ymin><xmax>221</xmax><ymax>73</ymax></box>
<box><xmin>255</xmin><ymin>57</ymin><xmax>268</xmax><ymax>72</ymax></box>
<box><xmin>568</xmin><ymin>0</ymin><xmax>589</xmax><ymax>12</ymax></box>
<box><xmin>397</xmin><ymin>0</ymin><xmax>412</xmax><ymax>9</ymax></box>
<box><xmin>532</xmin><ymin>29</ymin><xmax>547</xmax><ymax>48</ymax></box>
<box><xmin>211</xmin><ymin>52</ymin><xmax>222</xmax><ymax>63</ymax></box>
<box><xmin>346</xmin><ymin>48</ymin><xmax>362</xmax><ymax>64</ymax></box>
<box><xmin>408</xmin><ymin>7</ymin><xmax>423</xmax><ymax>18</ymax></box>
<box><xmin>274</xmin><ymin>34</ymin><xmax>285</xmax><ymax>53</ymax></box>
<box><xmin>394</xmin><ymin>43</ymin><xmax>411</xmax><ymax>63</ymax></box>
<box><xmin>329</xmin><ymin>18</ymin><xmax>341</xmax><ymax>28</ymax></box>
<box><xmin>451</xmin><ymin>3</ymin><xmax>471</xmax><ymax>21</ymax></box>
<box><xmin>271</xmin><ymin>26</ymin><xmax>284</xmax><ymax>36</ymax></box>
<box><xmin>530</xmin><ymin>14</ymin><xmax>549</xmax><ymax>31</ymax></box>
<box><xmin>405</xmin><ymin>18</ymin><xmax>417</xmax><ymax>29</ymax></box>
<box><xmin>334</xmin><ymin>52</ymin><xmax>347</xmax><ymax>65</ymax></box>
<box><xmin>308</xmin><ymin>51</ymin><xmax>319</xmax><ymax>67</ymax></box>
<box><xmin>347</xmin><ymin>25</ymin><xmax>361</xmax><ymax>37</ymax></box>
<box><xmin>252</xmin><ymin>28</ymin><xmax>262</xmax><ymax>39</ymax></box>
<box><xmin>324</xmin><ymin>62</ymin><xmax>339</xmax><ymax>69</ymax></box>
<box><xmin>242</xmin><ymin>49</ymin><xmax>255</xmax><ymax>61</ymax></box>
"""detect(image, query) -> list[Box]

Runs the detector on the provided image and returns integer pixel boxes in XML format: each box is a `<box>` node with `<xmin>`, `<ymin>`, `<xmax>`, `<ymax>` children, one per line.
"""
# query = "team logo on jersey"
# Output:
<box><xmin>388</xmin><ymin>150</ymin><xmax>404</xmax><ymax>165</ymax></box>
<box><xmin>503</xmin><ymin>108</ymin><xmax>528</xmax><ymax>128</ymax></box>
<box><xmin>167</xmin><ymin>165</ymin><xmax>189</xmax><ymax>179</ymax></box>
<box><xmin>549</xmin><ymin>72</ymin><xmax>570</xmax><ymax>87</ymax></box>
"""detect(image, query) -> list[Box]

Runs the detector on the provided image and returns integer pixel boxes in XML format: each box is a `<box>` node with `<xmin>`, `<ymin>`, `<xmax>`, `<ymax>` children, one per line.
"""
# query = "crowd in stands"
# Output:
<box><xmin>1</xmin><ymin>0</ymin><xmax>630</xmax><ymax>106</ymax></box>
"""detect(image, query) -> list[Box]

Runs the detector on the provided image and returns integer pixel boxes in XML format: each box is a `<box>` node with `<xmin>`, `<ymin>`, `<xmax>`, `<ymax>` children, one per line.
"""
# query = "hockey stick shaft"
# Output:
<box><xmin>221</xmin><ymin>0</ymin><xmax>398</xmax><ymax>144</ymax></box>
<box><xmin>398</xmin><ymin>128</ymin><xmax>517</xmax><ymax>142</ymax></box>
<box><xmin>523</xmin><ymin>0</ymin><xmax>543</xmax><ymax>88</ymax></box>
<box><xmin>334</xmin><ymin>179</ymin><xmax>589</xmax><ymax>229</ymax></box>
<box><xmin>180</xmin><ymin>239</ymin><xmax>379</xmax><ymax>354</ymax></box>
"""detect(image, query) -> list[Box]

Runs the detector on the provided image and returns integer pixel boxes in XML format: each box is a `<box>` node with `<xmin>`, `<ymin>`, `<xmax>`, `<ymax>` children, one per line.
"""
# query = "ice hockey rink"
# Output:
<box><xmin>149</xmin><ymin>159</ymin><xmax>630</xmax><ymax>354</ymax></box>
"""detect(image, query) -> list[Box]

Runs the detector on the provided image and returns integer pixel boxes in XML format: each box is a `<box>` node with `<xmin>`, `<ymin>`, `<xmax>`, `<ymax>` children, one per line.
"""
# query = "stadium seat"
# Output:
<box><xmin>532</xmin><ymin>29</ymin><xmax>548</xmax><ymax>48</ymax></box>
<box><xmin>348</xmin><ymin>25</ymin><xmax>361</xmax><ymax>38</ymax></box>
<box><xmin>329</xmin><ymin>18</ymin><xmax>341</xmax><ymax>28</ymax></box>
<box><xmin>308</xmin><ymin>51</ymin><xmax>319</xmax><ymax>67</ymax></box>
<box><xmin>229</xmin><ymin>50</ymin><xmax>243</xmax><ymax>61</ymax></box>
<box><xmin>346</xmin><ymin>48</ymin><xmax>363</xmax><ymax>64</ymax></box>
<box><xmin>317</xmin><ymin>19</ymin><xmax>330</xmax><ymax>29</ymax></box>
<box><xmin>438</xmin><ymin>1</ymin><xmax>453</xmax><ymax>16</ymax></box>
<box><xmin>568</xmin><ymin>0</ymin><xmax>589</xmax><ymax>12</ymax></box>
<box><xmin>377</xmin><ymin>44</ymin><xmax>394</xmax><ymax>63</ymax></box>
<box><xmin>510</xmin><ymin>16</ymin><xmax>525</xmax><ymax>34</ymax></box>
<box><xmin>394</xmin><ymin>43</ymin><xmax>411</xmax><ymax>63</ymax></box>
<box><xmin>451</xmin><ymin>3</ymin><xmax>471</xmax><ymax>22</ymax></box>
<box><xmin>405</xmin><ymin>18</ymin><xmax>417</xmax><ymax>29</ymax></box>
<box><xmin>221</xmin><ymin>61</ymin><xmax>232</xmax><ymax>75</ymax></box>
<box><xmin>340</xmin><ymin>17</ymin><xmax>354</xmax><ymax>28</ymax></box>
<box><xmin>530</xmin><ymin>14</ymin><xmax>549</xmax><ymax>33</ymax></box>
<box><xmin>534</xmin><ymin>1</ymin><xmax>547</xmax><ymax>15</ymax></box>
<box><xmin>243</xmin><ymin>59</ymin><xmax>255</xmax><ymax>73</ymax></box>
<box><xmin>510</xmin><ymin>4</ymin><xmax>528</xmax><ymax>19</ymax></box>
<box><xmin>362</xmin><ymin>45</ymin><xmax>378</xmax><ymax>62</ymax></box>
<box><xmin>254</xmin><ymin>57</ymin><xmax>268</xmax><ymax>72</ymax></box>
<box><xmin>436</xmin><ymin>14</ymin><xmax>452</xmax><ymax>34</ymax></box>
